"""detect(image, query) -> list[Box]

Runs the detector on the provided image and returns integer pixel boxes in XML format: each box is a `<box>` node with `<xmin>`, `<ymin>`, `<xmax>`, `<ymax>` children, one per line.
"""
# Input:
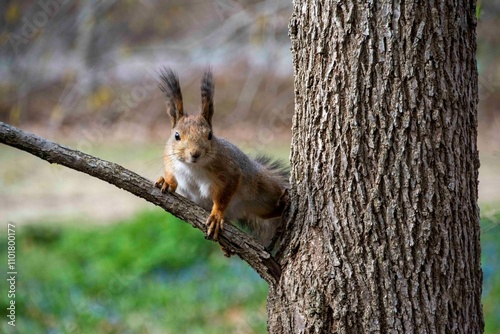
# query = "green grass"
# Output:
<box><xmin>481</xmin><ymin>210</ymin><xmax>500</xmax><ymax>334</ymax></box>
<box><xmin>0</xmin><ymin>210</ymin><xmax>268</xmax><ymax>333</ymax></box>
<box><xmin>1</xmin><ymin>209</ymin><xmax>499</xmax><ymax>333</ymax></box>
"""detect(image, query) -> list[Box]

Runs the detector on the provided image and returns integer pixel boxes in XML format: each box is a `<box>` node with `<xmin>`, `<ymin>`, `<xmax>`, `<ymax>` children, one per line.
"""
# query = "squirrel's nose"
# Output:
<box><xmin>190</xmin><ymin>151</ymin><xmax>201</xmax><ymax>159</ymax></box>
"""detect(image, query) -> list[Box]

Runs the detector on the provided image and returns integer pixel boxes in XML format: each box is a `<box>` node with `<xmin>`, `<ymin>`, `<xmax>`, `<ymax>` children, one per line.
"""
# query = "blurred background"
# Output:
<box><xmin>0</xmin><ymin>0</ymin><xmax>498</xmax><ymax>333</ymax></box>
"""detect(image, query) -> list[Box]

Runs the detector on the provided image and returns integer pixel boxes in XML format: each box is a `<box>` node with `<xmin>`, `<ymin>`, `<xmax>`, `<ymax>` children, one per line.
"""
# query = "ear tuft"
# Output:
<box><xmin>201</xmin><ymin>68</ymin><xmax>214</xmax><ymax>127</ymax></box>
<box><xmin>158</xmin><ymin>67</ymin><xmax>184</xmax><ymax>127</ymax></box>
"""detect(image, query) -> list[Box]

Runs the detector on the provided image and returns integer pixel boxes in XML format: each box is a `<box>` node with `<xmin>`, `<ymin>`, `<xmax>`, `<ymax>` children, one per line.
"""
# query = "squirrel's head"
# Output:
<box><xmin>159</xmin><ymin>68</ymin><xmax>215</xmax><ymax>164</ymax></box>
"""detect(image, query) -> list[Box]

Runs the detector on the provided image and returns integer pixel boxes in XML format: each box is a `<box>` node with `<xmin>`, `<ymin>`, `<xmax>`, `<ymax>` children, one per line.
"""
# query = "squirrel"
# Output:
<box><xmin>154</xmin><ymin>67</ymin><xmax>288</xmax><ymax>254</ymax></box>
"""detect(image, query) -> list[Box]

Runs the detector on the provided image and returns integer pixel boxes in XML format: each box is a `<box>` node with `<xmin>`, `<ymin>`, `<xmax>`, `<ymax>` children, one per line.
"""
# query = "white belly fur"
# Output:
<box><xmin>173</xmin><ymin>160</ymin><xmax>213</xmax><ymax>210</ymax></box>
<box><xmin>172</xmin><ymin>160</ymin><xmax>245</xmax><ymax>220</ymax></box>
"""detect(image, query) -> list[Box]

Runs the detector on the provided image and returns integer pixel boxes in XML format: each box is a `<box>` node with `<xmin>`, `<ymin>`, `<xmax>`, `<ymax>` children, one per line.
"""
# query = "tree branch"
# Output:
<box><xmin>0</xmin><ymin>122</ymin><xmax>281</xmax><ymax>285</ymax></box>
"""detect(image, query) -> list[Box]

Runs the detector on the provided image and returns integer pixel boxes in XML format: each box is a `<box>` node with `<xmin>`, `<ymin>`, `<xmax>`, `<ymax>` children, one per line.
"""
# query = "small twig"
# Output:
<box><xmin>0</xmin><ymin>122</ymin><xmax>281</xmax><ymax>285</ymax></box>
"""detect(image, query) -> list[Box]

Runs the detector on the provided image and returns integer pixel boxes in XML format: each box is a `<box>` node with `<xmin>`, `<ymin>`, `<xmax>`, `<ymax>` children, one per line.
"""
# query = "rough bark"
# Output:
<box><xmin>268</xmin><ymin>0</ymin><xmax>483</xmax><ymax>333</ymax></box>
<box><xmin>0</xmin><ymin>122</ymin><xmax>281</xmax><ymax>285</ymax></box>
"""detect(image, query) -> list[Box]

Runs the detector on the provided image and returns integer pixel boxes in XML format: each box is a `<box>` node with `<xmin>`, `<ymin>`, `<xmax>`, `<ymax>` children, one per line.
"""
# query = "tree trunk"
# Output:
<box><xmin>268</xmin><ymin>0</ymin><xmax>483</xmax><ymax>333</ymax></box>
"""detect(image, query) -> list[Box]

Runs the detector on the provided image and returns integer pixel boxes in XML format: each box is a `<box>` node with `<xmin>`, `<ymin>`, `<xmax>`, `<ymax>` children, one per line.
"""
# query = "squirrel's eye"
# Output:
<box><xmin>174</xmin><ymin>132</ymin><xmax>181</xmax><ymax>141</ymax></box>
<box><xmin>208</xmin><ymin>131</ymin><xmax>213</xmax><ymax>140</ymax></box>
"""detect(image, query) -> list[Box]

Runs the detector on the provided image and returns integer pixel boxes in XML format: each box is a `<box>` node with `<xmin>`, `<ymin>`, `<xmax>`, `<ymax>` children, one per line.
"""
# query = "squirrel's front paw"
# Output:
<box><xmin>154</xmin><ymin>176</ymin><xmax>177</xmax><ymax>193</ymax></box>
<box><xmin>206</xmin><ymin>211</ymin><xmax>224</xmax><ymax>240</ymax></box>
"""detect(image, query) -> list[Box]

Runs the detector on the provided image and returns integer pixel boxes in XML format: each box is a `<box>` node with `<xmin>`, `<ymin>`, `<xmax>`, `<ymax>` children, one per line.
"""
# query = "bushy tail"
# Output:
<box><xmin>254</xmin><ymin>154</ymin><xmax>290</xmax><ymax>188</ymax></box>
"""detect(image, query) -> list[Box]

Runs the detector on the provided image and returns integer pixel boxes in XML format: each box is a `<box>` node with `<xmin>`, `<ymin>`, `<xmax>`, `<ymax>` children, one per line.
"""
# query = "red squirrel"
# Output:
<box><xmin>155</xmin><ymin>68</ymin><xmax>288</xmax><ymax>252</ymax></box>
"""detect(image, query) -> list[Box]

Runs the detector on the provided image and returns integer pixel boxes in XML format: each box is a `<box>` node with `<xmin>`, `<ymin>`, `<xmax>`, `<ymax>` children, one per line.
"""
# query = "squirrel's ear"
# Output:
<box><xmin>158</xmin><ymin>67</ymin><xmax>184</xmax><ymax>127</ymax></box>
<box><xmin>201</xmin><ymin>69</ymin><xmax>214</xmax><ymax>127</ymax></box>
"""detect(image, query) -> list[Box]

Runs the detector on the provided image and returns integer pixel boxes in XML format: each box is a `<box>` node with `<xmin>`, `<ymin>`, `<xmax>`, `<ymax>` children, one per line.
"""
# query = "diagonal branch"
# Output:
<box><xmin>0</xmin><ymin>122</ymin><xmax>281</xmax><ymax>285</ymax></box>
